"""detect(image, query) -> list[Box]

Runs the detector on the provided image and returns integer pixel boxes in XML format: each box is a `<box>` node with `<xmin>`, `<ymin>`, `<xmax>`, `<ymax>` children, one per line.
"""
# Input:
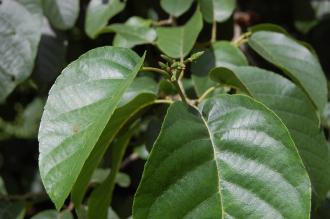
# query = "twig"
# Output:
<box><xmin>211</xmin><ymin>19</ymin><xmax>217</xmax><ymax>43</ymax></box>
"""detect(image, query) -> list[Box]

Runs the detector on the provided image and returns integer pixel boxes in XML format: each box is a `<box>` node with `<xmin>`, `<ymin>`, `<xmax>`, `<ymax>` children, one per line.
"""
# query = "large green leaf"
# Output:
<box><xmin>134</xmin><ymin>96</ymin><xmax>310</xmax><ymax>218</ymax></box>
<box><xmin>71</xmin><ymin>77</ymin><xmax>158</xmax><ymax>206</ymax></box>
<box><xmin>0</xmin><ymin>0</ymin><xmax>42</xmax><ymax>102</ymax></box>
<box><xmin>199</xmin><ymin>0</ymin><xmax>236</xmax><ymax>23</ymax></box>
<box><xmin>42</xmin><ymin>0</ymin><xmax>79</xmax><ymax>30</ymax></box>
<box><xmin>248</xmin><ymin>31</ymin><xmax>327</xmax><ymax>113</ymax></box>
<box><xmin>191</xmin><ymin>41</ymin><xmax>248</xmax><ymax>96</ymax></box>
<box><xmin>85</xmin><ymin>0</ymin><xmax>126</xmax><ymax>39</ymax></box>
<box><xmin>88</xmin><ymin>125</ymin><xmax>136</xmax><ymax>219</ymax></box>
<box><xmin>210</xmin><ymin>66</ymin><xmax>330</xmax><ymax>202</ymax></box>
<box><xmin>103</xmin><ymin>17</ymin><xmax>156</xmax><ymax>48</ymax></box>
<box><xmin>38</xmin><ymin>47</ymin><xmax>145</xmax><ymax>209</ymax></box>
<box><xmin>156</xmin><ymin>9</ymin><xmax>203</xmax><ymax>58</ymax></box>
<box><xmin>160</xmin><ymin>0</ymin><xmax>194</xmax><ymax>17</ymax></box>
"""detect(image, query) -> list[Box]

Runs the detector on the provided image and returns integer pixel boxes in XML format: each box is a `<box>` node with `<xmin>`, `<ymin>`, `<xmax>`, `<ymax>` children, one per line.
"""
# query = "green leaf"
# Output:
<box><xmin>42</xmin><ymin>0</ymin><xmax>79</xmax><ymax>30</ymax></box>
<box><xmin>85</xmin><ymin>0</ymin><xmax>126</xmax><ymax>39</ymax></box>
<box><xmin>0</xmin><ymin>98</ymin><xmax>44</xmax><ymax>139</ymax></box>
<box><xmin>134</xmin><ymin>96</ymin><xmax>311</xmax><ymax>218</ymax></box>
<box><xmin>210</xmin><ymin>66</ymin><xmax>330</xmax><ymax>202</ymax></box>
<box><xmin>88</xmin><ymin>125</ymin><xmax>136</xmax><ymax>219</ymax></box>
<box><xmin>90</xmin><ymin>168</ymin><xmax>130</xmax><ymax>188</ymax></box>
<box><xmin>0</xmin><ymin>0</ymin><xmax>42</xmax><ymax>102</ymax></box>
<box><xmin>103</xmin><ymin>17</ymin><xmax>156</xmax><ymax>48</ymax></box>
<box><xmin>156</xmin><ymin>9</ymin><xmax>203</xmax><ymax>58</ymax></box>
<box><xmin>191</xmin><ymin>41</ymin><xmax>247</xmax><ymax>96</ymax></box>
<box><xmin>38</xmin><ymin>47</ymin><xmax>145</xmax><ymax>210</ymax></box>
<box><xmin>31</xmin><ymin>210</ymin><xmax>73</xmax><ymax>219</ymax></box>
<box><xmin>160</xmin><ymin>0</ymin><xmax>194</xmax><ymax>17</ymax></box>
<box><xmin>248</xmin><ymin>31</ymin><xmax>327</xmax><ymax>112</ymax></box>
<box><xmin>248</xmin><ymin>23</ymin><xmax>289</xmax><ymax>35</ymax></box>
<box><xmin>71</xmin><ymin>77</ymin><xmax>158</xmax><ymax>207</ymax></box>
<box><xmin>199</xmin><ymin>0</ymin><xmax>236</xmax><ymax>23</ymax></box>
<box><xmin>0</xmin><ymin>201</ymin><xmax>25</xmax><ymax>219</ymax></box>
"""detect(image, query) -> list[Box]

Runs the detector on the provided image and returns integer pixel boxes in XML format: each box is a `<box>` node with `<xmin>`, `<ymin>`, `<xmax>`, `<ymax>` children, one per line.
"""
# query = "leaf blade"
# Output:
<box><xmin>210</xmin><ymin>66</ymin><xmax>330</xmax><ymax>202</ymax></box>
<box><xmin>156</xmin><ymin>9</ymin><xmax>203</xmax><ymax>58</ymax></box>
<box><xmin>248</xmin><ymin>31</ymin><xmax>327</xmax><ymax>112</ymax></box>
<box><xmin>38</xmin><ymin>46</ymin><xmax>145</xmax><ymax>209</ymax></box>
<box><xmin>133</xmin><ymin>95</ymin><xmax>311</xmax><ymax>218</ymax></box>
<box><xmin>42</xmin><ymin>0</ymin><xmax>79</xmax><ymax>30</ymax></box>
<box><xmin>85</xmin><ymin>0</ymin><xmax>126</xmax><ymax>39</ymax></box>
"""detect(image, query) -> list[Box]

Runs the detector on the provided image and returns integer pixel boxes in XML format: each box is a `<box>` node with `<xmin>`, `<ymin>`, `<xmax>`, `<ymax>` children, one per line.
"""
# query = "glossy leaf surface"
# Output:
<box><xmin>38</xmin><ymin>47</ymin><xmax>145</xmax><ymax>209</ymax></box>
<box><xmin>210</xmin><ymin>66</ymin><xmax>330</xmax><ymax>202</ymax></box>
<box><xmin>0</xmin><ymin>0</ymin><xmax>42</xmax><ymax>102</ymax></box>
<box><xmin>71</xmin><ymin>77</ymin><xmax>158</xmax><ymax>206</ymax></box>
<box><xmin>42</xmin><ymin>0</ymin><xmax>79</xmax><ymax>30</ymax></box>
<box><xmin>134</xmin><ymin>95</ymin><xmax>310</xmax><ymax>219</ymax></box>
<box><xmin>249</xmin><ymin>31</ymin><xmax>327</xmax><ymax>112</ymax></box>
<box><xmin>85</xmin><ymin>0</ymin><xmax>125</xmax><ymax>38</ymax></box>
<box><xmin>156</xmin><ymin>9</ymin><xmax>203</xmax><ymax>58</ymax></box>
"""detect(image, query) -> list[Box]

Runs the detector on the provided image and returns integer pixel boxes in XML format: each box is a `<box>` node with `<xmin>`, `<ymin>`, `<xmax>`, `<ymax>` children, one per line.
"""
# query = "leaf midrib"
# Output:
<box><xmin>200</xmin><ymin>114</ymin><xmax>225</xmax><ymax>219</ymax></box>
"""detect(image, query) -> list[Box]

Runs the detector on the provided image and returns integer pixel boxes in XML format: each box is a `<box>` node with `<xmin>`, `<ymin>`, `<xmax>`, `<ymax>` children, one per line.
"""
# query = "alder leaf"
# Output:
<box><xmin>0</xmin><ymin>0</ymin><xmax>42</xmax><ymax>102</ymax></box>
<box><xmin>248</xmin><ymin>31</ymin><xmax>327</xmax><ymax>113</ymax></box>
<box><xmin>42</xmin><ymin>0</ymin><xmax>79</xmax><ymax>30</ymax></box>
<box><xmin>156</xmin><ymin>9</ymin><xmax>203</xmax><ymax>58</ymax></box>
<box><xmin>199</xmin><ymin>0</ymin><xmax>236</xmax><ymax>23</ymax></box>
<box><xmin>133</xmin><ymin>95</ymin><xmax>310</xmax><ymax>219</ymax></box>
<box><xmin>210</xmin><ymin>66</ymin><xmax>330</xmax><ymax>203</ymax></box>
<box><xmin>38</xmin><ymin>46</ymin><xmax>145</xmax><ymax>209</ymax></box>
<box><xmin>71</xmin><ymin>77</ymin><xmax>158</xmax><ymax>207</ymax></box>
<box><xmin>160</xmin><ymin>0</ymin><xmax>194</xmax><ymax>17</ymax></box>
<box><xmin>85</xmin><ymin>0</ymin><xmax>126</xmax><ymax>39</ymax></box>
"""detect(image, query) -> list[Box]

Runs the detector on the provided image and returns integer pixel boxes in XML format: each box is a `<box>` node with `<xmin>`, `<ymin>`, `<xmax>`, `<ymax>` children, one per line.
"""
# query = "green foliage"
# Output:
<box><xmin>38</xmin><ymin>47</ymin><xmax>145</xmax><ymax>209</ymax></box>
<box><xmin>0</xmin><ymin>0</ymin><xmax>42</xmax><ymax>102</ymax></box>
<box><xmin>1</xmin><ymin>0</ymin><xmax>330</xmax><ymax>218</ymax></box>
<box><xmin>249</xmin><ymin>31</ymin><xmax>327</xmax><ymax>112</ymax></box>
<box><xmin>42</xmin><ymin>0</ymin><xmax>79</xmax><ymax>30</ymax></box>
<box><xmin>156</xmin><ymin>9</ymin><xmax>203</xmax><ymax>58</ymax></box>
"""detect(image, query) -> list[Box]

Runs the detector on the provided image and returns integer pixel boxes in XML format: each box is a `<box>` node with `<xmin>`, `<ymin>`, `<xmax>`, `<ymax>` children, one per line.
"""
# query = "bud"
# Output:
<box><xmin>160</xmin><ymin>54</ymin><xmax>173</xmax><ymax>63</ymax></box>
<box><xmin>158</xmin><ymin>61</ymin><xmax>167</xmax><ymax>69</ymax></box>
<box><xmin>189</xmin><ymin>51</ymin><xmax>204</xmax><ymax>61</ymax></box>
<box><xmin>171</xmin><ymin>62</ymin><xmax>179</xmax><ymax>68</ymax></box>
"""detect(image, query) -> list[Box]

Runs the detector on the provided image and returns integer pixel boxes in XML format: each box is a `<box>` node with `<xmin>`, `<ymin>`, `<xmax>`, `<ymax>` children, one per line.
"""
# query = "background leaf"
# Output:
<box><xmin>103</xmin><ymin>17</ymin><xmax>156</xmax><ymax>48</ymax></box>
<box><xmin>38</xmin><ymin>47</ymin><xmax>144</xmax><ymax>209</ymax></box>
<box><xmin>134</xmin><ymin>96</ymin><xmax>310</xmax><ymax>218</ymax></box>
<box><xmin>0</xmin><ymin>0</ymin><xmax>42</xmax><ymax>102</ymax></box>
<box><xmin>199</xmin><ymin>0</ymin><xmax>236</xmax><ymax>23</ymax></box>
<box><xmin>42</xmin><ymin>0</ymin><xmax>79</xmax><ymax>30</ymax></box>
<box><xmin>191</xmin><ymin>41</ymin><xmax>248</xmax><ymax>96</ymax></box>
<box><xmin>156</xmin><ymin>9</ymin><xmax>203</xmax><ymax>58</ymax></box>
<box><xmin>248</xmin><ymin>31</ymin><xmax>327</xmax><ymax>112</ymax></box>
<box><xmin>88</xmin><ymin>125</ymin><xmax>136</xmax><ymax>219</ymax></box>
<box><xmin>85</xmin><ymin>0</ymin><xmax>126</xmax><ymax>39</ymax></box>
<box><xmin>71</xmin><ymin>77</ymin><xmax>158</xmax><ymax>207</ymax></box>
<box><xmin>160</xmin><ymin>0</ymin><xmax>194</xmax><ymax>17</ymax></box>
<box><xmin>210</xmin><ymin>66</ymin><xmax>330</xmax><ymax>202</ymax></box>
